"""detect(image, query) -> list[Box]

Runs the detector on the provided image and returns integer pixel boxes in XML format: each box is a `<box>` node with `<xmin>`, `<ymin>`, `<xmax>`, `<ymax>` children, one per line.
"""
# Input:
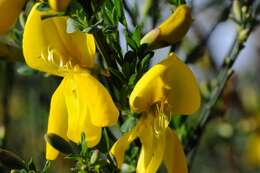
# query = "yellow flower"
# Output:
<box><xmin>245</xmin><ymin>133</ymin><xmax>260</xmax><ymax>166</ymax></box>
<box><xmin>243</xmin><ymin>113</ymin><xmax>260</xmax><ymax>166</ymax></box>
<box><xmin>141</xmin><ymin>5</ymin><xmax>192</xmax><ymax>49</ymax></box>
<box><xmin>110</xmin><ymin>53</ymin><xmax>201</xmax><ymax>173</ymax></box>
<box><xmin>0</xmin><ymin>0</ymin><xmax>27</xmax><ymax>34</ymax></box>
<box><xmin>49</xmin><ymin>0</ymin><xmax>71</xmax><ymax>11</ymax></box>
<box><xmin>23</xmin><ymin>3</ymin><xmax>119</xmax><ymax>160</ymax></box>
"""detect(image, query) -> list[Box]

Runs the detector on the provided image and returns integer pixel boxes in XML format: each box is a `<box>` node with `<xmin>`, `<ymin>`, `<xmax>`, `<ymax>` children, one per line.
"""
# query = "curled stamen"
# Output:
<box><xmin>153</xmin><ymin>102</ymin><xmax>171</xmax><ymax>137</ymax></box>
<box><xmin>39</xmin><ymin>46</ymin><xmax>76</xmax><ymax>73</ymax></box>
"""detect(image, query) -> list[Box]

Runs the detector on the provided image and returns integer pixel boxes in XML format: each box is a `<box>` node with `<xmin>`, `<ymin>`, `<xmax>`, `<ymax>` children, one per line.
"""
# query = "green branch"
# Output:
<box><xmin>186</xmin><ymin>1</ymin><xmax>259</xmax><ymax>170</ymax></box>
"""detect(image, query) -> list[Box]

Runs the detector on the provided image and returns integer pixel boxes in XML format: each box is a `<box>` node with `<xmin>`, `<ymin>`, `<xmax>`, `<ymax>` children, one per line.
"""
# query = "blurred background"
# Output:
<box><xmin>0</xmin><ymin>0</ymin><xmax>260</xmax><ymax>172</ymax></box>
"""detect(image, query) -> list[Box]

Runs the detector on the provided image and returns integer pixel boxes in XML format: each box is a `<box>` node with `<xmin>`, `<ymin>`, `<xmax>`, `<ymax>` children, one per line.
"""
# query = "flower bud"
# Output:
<box><xmin>0</xmin><ymin>0</ymin><xmax>27</xmax><ymax>34</ymax></box>
<box><xmin>49</xmin><ymin>0</ymin><xmax>71</xmax><ymax>11</ymax></box>
<box><xmin>238</xmin><ymin>28</ymin><xmax>249</xmax><ymax>43</ymax></box>
<box><xmin>90</xmin><ymin>150</ymin><xmax>99</xmax><ymax>164</ymax></box>
<box><xmin>10</xmin><ymin>170</ymin><xmax>20</xmax><ymax>173</ymax></box>
<box><xmin>141</xmin><ymin>5</ymin><xmax>192</xmax><ymax>49</ymax></box>
<box><xmin>232</xmin><ymin>0</ymin><xmax>242</xmax><ymax>22</ymax></box>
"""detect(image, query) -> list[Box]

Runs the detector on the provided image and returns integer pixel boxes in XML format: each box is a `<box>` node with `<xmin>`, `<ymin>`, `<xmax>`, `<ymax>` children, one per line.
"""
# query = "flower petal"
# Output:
<box><xmin>136</xmin><ymin>116</ymin><xmax>165</xmax><ymax>173</ymax></box>
<box><xmin>23</xmin><ymin>3</ymin><xmax>96</xmax><ymax>76</ymax></box>
<box><xmin>140</xmin><ymin>5</ymin><xmax>192</xmax><ymax>49</ymax></box>
<box><xmin>110</xmin><ymin>124</ymin><xmax>140</xmax><ymax>168</ymax></box>
<box><xmin>245</xmin><ymin>134</ymin><xmax>260</xmax><ymax>166</ymax></box>
<box><xmin>163</xmin><ymin>128</ymin><xmax>188</xmax><ymax>173</ymax></box>
<box><xmin>130</xmin><ymin>53</ymin><xmax>200</xmax><ymax>115</ymax></box>
<box><xmin>163</xmin><ymin>53</ymin><xmax>201</xmax><ymax>114</ymax></box>
<box><xmin>129</xmin><ymin>62</ymin><xmax>166</xmax><ymax>113</ymax></box>
<box><xmin>46</xmin><ymin>78</ymin><xmax>68</xmax><ymax>160</ymax></box>
<box><xmin>0</xmin><ymin>0</ymin><xmax>26</xmax><ymax>34</ymax></box>
<box><xmin>64</xmin><ymin>72</ymin><xmax>119</xmax><ymax>146</ymax></box>
<box><xmin>158</xmin><ymin>5</ymin><xmax>192</xmax><ymax>45</ymax></box>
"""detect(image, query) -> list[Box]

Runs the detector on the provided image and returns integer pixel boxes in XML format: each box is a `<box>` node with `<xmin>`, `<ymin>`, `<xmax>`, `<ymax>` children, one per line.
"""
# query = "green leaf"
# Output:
<box><xmin>125</xmin><ymin>32</ymin><xmax>138</xmax><ymax>51</ymax></box>
<box><xmin>42</xmin><ymin>161</ymin><xmax>51</xmax><ymax>173</ymax></box>
<box><xmin>80</xmin><ymin>133</ymin><xmax>88</xmax><ymax>157</ymax></box>
<box><xmin>112</xmin><ymin>0</ymin><xmax>127</xmax><ymax>26</ymax></box>
<box><xmin>132</xmin><ymin>26</ymin><xmax>141</xmax><ymax>47</ymax></box>
<box><xmin>109</xmin><ymin>68</ymin><xmax>126</xmax><ymax>82</ymax></box>
<box><xmin>168</xmin><ymin>0</ymin><xmax>186</xmax><ymax>5</ymax></box>
<box><xmin>120</xmin><ymin>116</ymin><xmax>138</xmax><ymax>133</ymax></box>
<box><xmin>82</xmin><ymin>20</ymin><xmax>103</xmax><ymax>34</ymax></box>
<box><xmin>103</xmin><ymin>25</ymin><xmax>118</xmax><ymax>34</ymax></box>
<box><xmin>124</xmin><ymin>51</ymin><xmax>137</xmax><ymax>63</ymax></box>
<box><xmin>128</xmin><ymin>73</ymin><xmax>138</xmax><ymax>87</ymax></box>
<box><xmin>27</xmin><ymin>158</ymin><xmax>36</xmax><ymax>171</ymax></box>
<box><xmin>139</xmin><ymin>51</ymin><xmax>154</xmax><ymax>72</ymax></box>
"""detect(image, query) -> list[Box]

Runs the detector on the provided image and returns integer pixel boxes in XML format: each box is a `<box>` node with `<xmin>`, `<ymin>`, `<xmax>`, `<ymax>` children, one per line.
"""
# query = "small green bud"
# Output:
<box><xmin>242</xmin><ymin>6</ymin><xmax>248</xmax><ymax>14</ymax></box>
<box><xmin>45</xmin><ymin>133</ymin><xmax>73</xmax><ymax>154</ymax></box>
<box><xmin>10</xmin><ymin>170</ymin><xmax>20</xmax><ymax>173</ymax></box>
<box><xmin>232</xmin><ymin>0</ymin><xmax>242</xmax><ymax>22</ymax></box>
<box><xmin>238</xmin><ymin>28</ymin><xmax>249</xmax><ymax>43</ymax></box>
<box><xmin>90</xmin><ymin>150</ymin><xmax>99</xmax><ymax>164</ymax></box>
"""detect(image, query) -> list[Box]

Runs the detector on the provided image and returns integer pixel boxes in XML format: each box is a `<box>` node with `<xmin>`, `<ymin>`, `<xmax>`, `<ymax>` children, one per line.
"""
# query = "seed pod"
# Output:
<box><xmin>45</xmin><ymin>133</ymin><xmax>73</xmax><ymax>154</ymax></box>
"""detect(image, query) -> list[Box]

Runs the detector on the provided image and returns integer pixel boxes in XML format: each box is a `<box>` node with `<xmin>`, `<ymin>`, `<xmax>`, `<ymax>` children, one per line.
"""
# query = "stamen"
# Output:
<box><xmin>153</xmin><ymin>102</ymin><xmax>171</xmax><ymax>137</ymax></box>
<box><xmin>39</xmin><ymin>46</ymin><xmax>76</xmax><ymax>73</ymax></box>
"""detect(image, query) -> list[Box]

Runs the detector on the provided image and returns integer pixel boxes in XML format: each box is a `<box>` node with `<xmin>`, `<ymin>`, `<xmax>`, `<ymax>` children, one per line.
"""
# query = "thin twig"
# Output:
<box><xmin>187</xmin><ymin>16</ymin><xmax>258</xmax><ymax>172</ymax></box>
<box><xmin>185</xmin><ymin>4</ymin><xmax>231</xmax><ymax>64</ymax></box>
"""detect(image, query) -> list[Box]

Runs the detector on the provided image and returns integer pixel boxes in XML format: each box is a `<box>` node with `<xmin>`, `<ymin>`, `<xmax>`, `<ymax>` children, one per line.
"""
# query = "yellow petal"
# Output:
<box><xmin>130</xmin><ymin>53</ymin><xmax>200</xmax><ymax>115</ymax></box>
<box><xmin>141</xmin><ymin>5</ymin><xmax>192</xmax><ymax>49</ymax></box>
<box><xmin>164</xmin><ymin>53</ymin><xmax>201</xmax><ymax>114</ymax></box>
<box><xmin>64</xmin><ymin>72</ymin><xmax>119</xmax><ymax>147</ymax></box>
<box><xmin>158</xmin><ymin>5</ymin><xmax>192</xmax><ymax>44</ymax></box>
<box><xmin>110</xmin><ymin>124</ymin><xmax>140</xmax><ymax>168</ymax></box>
<box><xmin>49</xmin><ymin>0</ymin><xmax>71</xmax><ymax>11</ymax></box>
<box><xmin>0</xmin><ymin>0</ymin><xmax>26</xmax><ymax>34</ymax></box>
<box><xmin>136</xmin><ymin>116</ymin><xmax>165</xmax><ymax>173</ymax></box>
<box><xmin>245</xmin><ymin>134</ymin><xmax>260</xmax><ymax>166</ymax></box>
<box><xmin>23</xmin><ymin>3</ymin><xmax>96</xmax><ymax>76</ymax></box>
<box><xmin>46</xmin><ymin>78</ymin><xmax>68</xmax><ymax>160</ymax></box>
<box><xmin>163</xmin><ymin>128</ymin><xmax>188</xmax><ymax>173</ymax></box>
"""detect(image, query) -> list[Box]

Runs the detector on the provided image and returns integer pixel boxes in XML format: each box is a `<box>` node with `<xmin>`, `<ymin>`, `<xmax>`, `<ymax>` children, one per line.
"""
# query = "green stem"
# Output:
<box><xmin>103</xmin><ymin>128</ymin><xmax>110</xmax><ymax>152</ymax></box>
<box><xmin>187</xmin><ymin>20</ymin><xmax>256</xmax><ymax>171</ymax></box>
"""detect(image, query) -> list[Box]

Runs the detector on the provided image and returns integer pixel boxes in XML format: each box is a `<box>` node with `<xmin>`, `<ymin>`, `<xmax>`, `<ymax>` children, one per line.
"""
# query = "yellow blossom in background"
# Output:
<box><xmin>49</xmin><ymin>0</ymin><xmax>71</xmax><ymax>11</ymax></box>
<box><xmin>110</xmin><ymin>53</ymin><xmax>201</xmax><ymax>173</ymax></box>
<box><xmin>246</xmin><ymin>133</ymin><xmax>260</xmax><ymax>166</ymax></box>
<box><xmin>141</xmin><ymin>5</ymin><xmax>192</xmax><ymax>49</ymax></box>
<box><xmin>23</xmin><ymin>3</ymin><xmax>119</xmax><ymax>160</ymax></box>
<box><xmin>0</xmin><ymin>0</ymin><xmax>27</xmax><ymax>34</ymax></box>
<box><xmin>243</xmin><ymin>113</ymin><xmax>260</xmax><ymax>167</ymax></box>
